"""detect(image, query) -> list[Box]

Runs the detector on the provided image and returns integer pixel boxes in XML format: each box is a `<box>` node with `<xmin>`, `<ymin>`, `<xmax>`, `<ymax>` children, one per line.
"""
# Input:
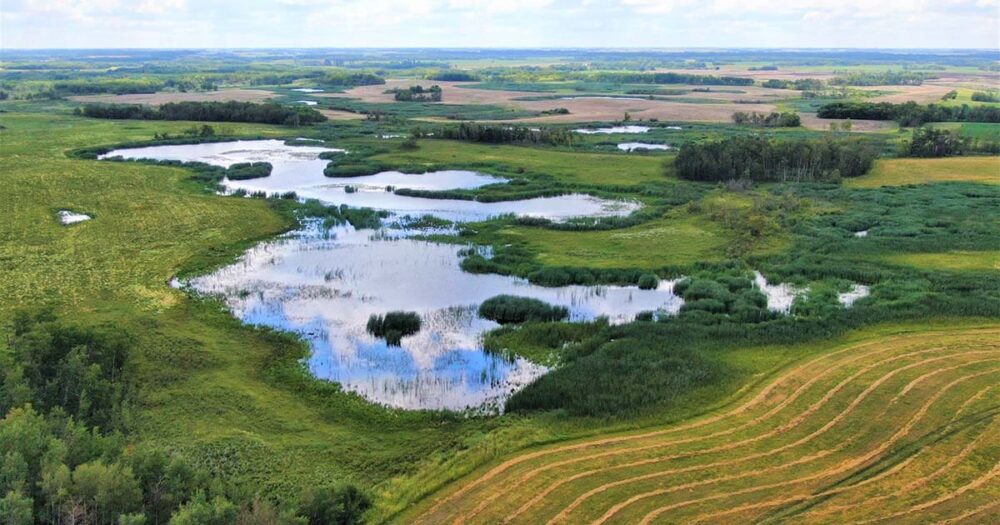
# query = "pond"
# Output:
<box><xmin>618</xmin><ymin>142</ymin><xmax>671</xmax><ymax>152</ymax></box>
<box><xmin>575</xmin><ymin>126</ymin><xmax>651</xmax><ymax>135</ymax></box>
<box><xmin>102</xmin><ymin>140</ymin><xmax>668</xmax><ymax>411</ymax></box>
<box><xmin>184</xmin><ymin>223</ymin><xmax>684</xmax><ymax>411</ymax></box>
<box><xmin>57</xmin><ymin>210</ymin><xmax>91</xmax><ymax>225</ymax></box>
<box><xmin>101</xmin><ymin>140</ymin><xmax>639</xmax><ymax>222</ymax></box>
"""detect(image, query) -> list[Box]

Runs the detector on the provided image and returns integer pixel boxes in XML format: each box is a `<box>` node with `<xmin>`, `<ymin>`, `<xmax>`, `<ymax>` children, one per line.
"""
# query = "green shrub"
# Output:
<box><xmin>366</xmin><ymin>311</ymin><xmax>421</xmax><ymax>345</ymax></box>
<box><xmin>226</xmin><ymin>162</ymin><xmax>272</xmax><ymax>180</ymax></box>
<box><xmin>637</xmin><ymin>273</ymin><xmax>660</xmax><ymax>290</ymax></box>
<box><xmin>478</xmin><ymin>295</ymin><xmax>569</xmax><ymax>324</ymax></box>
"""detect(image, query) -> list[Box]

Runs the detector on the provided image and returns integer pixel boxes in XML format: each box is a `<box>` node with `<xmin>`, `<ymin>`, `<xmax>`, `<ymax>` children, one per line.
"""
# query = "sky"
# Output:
<box><xmin>2</xmin><ymin>0</ymin><xmax>998</xmax><ymax>49</ymax></box>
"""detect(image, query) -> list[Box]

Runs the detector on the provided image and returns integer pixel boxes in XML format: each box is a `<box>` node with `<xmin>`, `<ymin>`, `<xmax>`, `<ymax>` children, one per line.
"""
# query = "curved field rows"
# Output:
<box><xmin>410</xmin><ymin>326</ymin><xmax>1000</xmax><ymax>524</ymax></box>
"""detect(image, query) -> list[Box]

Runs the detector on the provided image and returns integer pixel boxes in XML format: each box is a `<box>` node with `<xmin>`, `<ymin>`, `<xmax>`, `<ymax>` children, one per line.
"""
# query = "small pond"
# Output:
<box><xmin>618</xmin><ymin>142</ymin><xmax>671</xmax><ymax>152</ymax></box>
<box><xmin>575</xmin><ymin>126</ymin><xmax>651</xmax><ymax>135</ymax></box>
<box><xmin>58</xmin><ymin>210</ymin><xmax>91</xmax><ymax>225</ymax></box>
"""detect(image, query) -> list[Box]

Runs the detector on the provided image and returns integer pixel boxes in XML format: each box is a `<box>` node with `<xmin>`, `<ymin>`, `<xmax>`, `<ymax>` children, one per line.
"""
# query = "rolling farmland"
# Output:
<box><xmin>412</xmin><ymin>325</ymin><xmax>1000</xmax><ymax>524</ymax></box>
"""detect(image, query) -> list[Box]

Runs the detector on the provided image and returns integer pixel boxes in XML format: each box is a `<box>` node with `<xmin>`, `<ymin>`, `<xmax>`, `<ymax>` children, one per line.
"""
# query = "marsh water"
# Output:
<box><xmin>101</xmin><ymin>140</ymin><xmax>638</xmax><ymax>222</ymax></box>
<box><xmin>101</xmin><ymin>140</ymin><xmax>678</xmax><ymax>411</ymax></box>
<box><xmin>617</xmin><ymin>142</ymin><xmax>671</xmax><ymax>152</ymax></box>
<box><xmin>574</xmin><ymin>125</ymin><xmax>651</xmax><ymax>134</ymax></box>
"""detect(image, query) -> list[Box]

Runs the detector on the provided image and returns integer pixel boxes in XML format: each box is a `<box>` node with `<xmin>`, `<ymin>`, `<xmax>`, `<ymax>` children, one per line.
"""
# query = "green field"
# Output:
<box><xmin>846</xmin><ymin>156</ymin><xmax>1000</xmax><ymax>187</ymax></box>
<box><xmin>882</xmin><ymin>251</ymin><xmax>1000</xmax><ymax>272</ymax></box>
<box><xmin>406</xmin><ymin>322</ymin><xmax>1000</xmax><ymax>524</ymax></box>
<box><xmin>373</xmin><ymin>139</ymin><xmax>669</xmax><ymax>186</ymax></box>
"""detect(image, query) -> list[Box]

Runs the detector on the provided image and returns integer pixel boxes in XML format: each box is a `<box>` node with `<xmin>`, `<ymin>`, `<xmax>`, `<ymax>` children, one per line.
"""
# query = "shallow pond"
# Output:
<box><xmin>103</xmin><ymin>139</ymin><xmax>659</xmax><ymax>411</ymax></box>
<box><xmin>575</xmin><ymin>126</ymin><xmax>651</xmax><ymax>135</ymax></box>
<box><xmin>185</xmin><ymin>223</ymin><xmax>684</xmax><ymax>411</ymax></box>
<box><xmin>618</xmin><ymin>142</ymin><xmax>671</xmax><ymax>152</ymax></box>
<box><xmin>57</xmin><ymin>210</ymin><xmax>91</xmax><ymax>225</ymax></box>
<box><xmin>101</xmin><ymin>140</ymin><xmax>638</xmax><ymax>222</ymax></box>
<box><xmin>296</xmin><ymin>100</ymin><xmax>318</xmax><ymax>106</ymax></box>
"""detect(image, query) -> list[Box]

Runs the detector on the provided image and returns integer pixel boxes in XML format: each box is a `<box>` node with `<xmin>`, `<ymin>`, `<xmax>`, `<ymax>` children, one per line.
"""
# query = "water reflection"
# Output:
<box><xmin>186</xmin><ymin>225</ymin><xmax>684</xmax><ymax>411</ymax></box>
<box><xmin>102</xmin><ymin>140</ymin><xmax>639</xmax><ymax>222</ymax></box>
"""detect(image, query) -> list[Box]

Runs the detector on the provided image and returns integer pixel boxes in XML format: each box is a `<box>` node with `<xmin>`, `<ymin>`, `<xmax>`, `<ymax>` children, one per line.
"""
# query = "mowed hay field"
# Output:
<box><xmin>846</xmin><ymin>157</ymin><xmax>1000</xmax><ymax>188</ymax></box>
<box><xmin>408</xmin><ymin>324</ymin><xmax>1000</xmax><ymax>524</ymax></box>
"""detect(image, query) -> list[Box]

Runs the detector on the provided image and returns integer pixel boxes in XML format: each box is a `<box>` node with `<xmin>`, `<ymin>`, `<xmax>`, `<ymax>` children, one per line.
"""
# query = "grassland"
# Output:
<box><xmin>882</xmin><ymin>251</ymin><xmax>1000</xmax><ymax>272</ymax></box>
<box><xmin>499</xmin><ymin>212</ymin><xmax>728</xmax><ymax>269</ymax></box>
<box><xmin>846</xmin><ymin>156</ymin><xmax>1000</xmax><ymax>187</ymax></box>
<box><xmin>406</xmin><ymin>322</ymin><xmax>1000</xmax><ymax>524</ymax></box>
<box><xmin>3</xmin><ymin>88</ymin><xmax>998</xmax><ymax>522</ymax></box>
<box><xmin>373</xmin><ymin>139</ymin><xmax>668</xmax><ymax>186</ymax></box>
<box><xmin>0</xmin><ymin>111</ymin><xmax>497</xmax><ymax>498</ymax></box>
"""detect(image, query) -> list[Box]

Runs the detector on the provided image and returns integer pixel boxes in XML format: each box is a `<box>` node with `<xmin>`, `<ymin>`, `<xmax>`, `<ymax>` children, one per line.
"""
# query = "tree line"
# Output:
<box><xmin>817</xmin><ymin>101</ymin><xmax>1000</xmax><ymax>126</ymax></box>
<box><xmin>0</xmin><ymin>310</ymin><xmax>371</xmax><ymax>525</ymax></box>
<box><xmin>80</xmin><ymin>101</ymin><xmax>327</xmax><ymax>126</ymax></box>
<box><xmin>428</xmin><ymin>123</ymin><xmax>574</xmax><ymax>146</ymax></box>
<box><xmin>674</xmin><ymin>135</ymin><xmax>878</xmax><ymax>183</ymax></box>
<box><xmin>391</xmin><ymin>85</ymin><xmax>442</xmax><ymax>102</ymax></box>
<box><xmin>731</xmin><ymin>111</ymin><xmax>801</xmax><ymax>127</ymax></box>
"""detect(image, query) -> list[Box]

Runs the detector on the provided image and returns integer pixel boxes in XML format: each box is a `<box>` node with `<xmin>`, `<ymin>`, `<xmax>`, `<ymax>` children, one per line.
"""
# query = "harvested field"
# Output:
<box><xmin>409</xmin><ymin>325</ymin><xmax>1000</xmax><ymax>524</ymax></box>
<box><xmin>69</xmin><ymin>88</ymin><xmax>276</xmax><ymax>105</ymax></box>
<box><xmin>324</xmin><ymin>80</ymin><xmax>780</xmax><ymax>123</ymax></box>
<box><xmin>799</xmin><ymin>114</ymin><xmax>897</xmax><ymax>133</ymax></box>
<box><xmin>319</xmin><ymin>108</ymin><xmax>366</xmax><ymax>120</ymax></box>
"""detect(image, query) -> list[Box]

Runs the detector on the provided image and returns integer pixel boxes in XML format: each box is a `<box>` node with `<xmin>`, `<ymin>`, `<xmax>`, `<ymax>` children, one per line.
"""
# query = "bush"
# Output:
<box><xmin>478</xmin><ymin>295</ymin><xmax>569</xmax><ymax>324</ymax></box>
<box><xmin>637</xmin><ymin>273</ymin><xmax>660</xmax><ymax>290</ymax></box>
<box><xmin>299</xmin><ymin>486</ymin><xmax>371</xmax><ymax>525</ymax></box>
<box><xmin>366</xmin><ymin>311</ymin><xmax>421</xmax><ymax>345</ymax></box>
<box><xmin>226</xmin><ymin>162</ymin><xmax>273</xmax><ymax>180</ymax></box>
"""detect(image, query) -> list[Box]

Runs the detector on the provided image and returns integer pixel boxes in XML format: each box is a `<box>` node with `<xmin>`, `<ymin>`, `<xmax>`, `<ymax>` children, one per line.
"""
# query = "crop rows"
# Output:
<box><xmin>414</xmin><ymin>327</ymin><xmax>1000</xmax><ymax>524</ymax></box>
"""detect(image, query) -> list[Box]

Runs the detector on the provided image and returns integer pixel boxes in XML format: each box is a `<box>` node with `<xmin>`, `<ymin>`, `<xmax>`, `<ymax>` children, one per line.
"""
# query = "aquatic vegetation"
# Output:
<box><xmin>225</xmin><ymin>161</ymin><xmax>272</xmax><ymax>180</ymax></box>
<box><xmin>478</xmin><ymin>295</ymin><xmax>570</xmax><ymax>324</ymax></box>
<box><xmin>366</xmin><ymin>311</ymin><xmax>423</xmax><ymax>345</ymax></box>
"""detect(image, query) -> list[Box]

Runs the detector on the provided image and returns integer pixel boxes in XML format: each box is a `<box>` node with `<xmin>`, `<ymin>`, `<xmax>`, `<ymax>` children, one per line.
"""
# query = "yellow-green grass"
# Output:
<box><xmin>0</xmin><ymin>111</ymin><xmax>497</xmax><ymax>497</ymax></box>
<box><xmin>0</xmin><ymin>110</ymin><xmax>797</xmax><ymax>514</ymax></box>
<box><xmin>494</xmin><ymin>192</ymin><xmax>789</xmax><ymax>270</ymax></box>
<box><xmin>881</xmin><ymin>251</ymin><xmax>1000</xmax><ymax>272</ymax></box>
<box><xmin>373</xmin><ymin>139</ymin><xmax>670</xmax><ymax>186</ymax></box>
<box><xmin>406</xmin><ymin>322</ymin><xmax>1000</xmax><ymax>524</ymax></box>
<box><xmin>846</xmin><ymin>156</ymin><xmax>1000</xmax><ymax>188</ymax></box>
<box><xmin>501</xmin><ymin>211</ymin><xmax>728</xmax><ymax>269</ymax></box>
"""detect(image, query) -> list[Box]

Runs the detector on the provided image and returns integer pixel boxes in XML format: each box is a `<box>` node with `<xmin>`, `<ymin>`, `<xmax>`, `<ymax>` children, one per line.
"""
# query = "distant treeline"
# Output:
<box><xmin>320</xmin><ymin>70</ymin><xmax>385</xmax><ymax>87</ymax></box>
<box><xmin>80</xmin><ymin>101</ymin><xmax>327</xmax><ymax>125</ymax></box>
<box><xmin>675</xmin><ymin>136</ymin><xmax>878</xmax><ymax>183</ymax></box>
<box><xmin>817</xmin><ymin>101</ymin><xmax>1000</xmax><ymax>126</ymax></box>
<box><xmin>427</xmin><ymin>70</ymin><xmax>479</xmax><ymax>81</ymax></box>
<box><xmin>828</xmin><ymin>70</ymin><xmax>931</xmax><ymax>86</ymax></box>
<box><xmin>428</xmin><ymin>123</ymin><xmax>575</xmax><ymax>146</ymax></box>
<box><xmin>761</xmin><ymin>78</ymin><xmax>825</xmax><ymax>91</ymax></box>
<box><xmin>584</xmin><ymin>72</ymin><xmax>755</xmax><ymax>86</ymax></box>
<box><xmin>731</xmin><ymin>111</ymin><xmax>801</xmax><ymax>128</ymax></box>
